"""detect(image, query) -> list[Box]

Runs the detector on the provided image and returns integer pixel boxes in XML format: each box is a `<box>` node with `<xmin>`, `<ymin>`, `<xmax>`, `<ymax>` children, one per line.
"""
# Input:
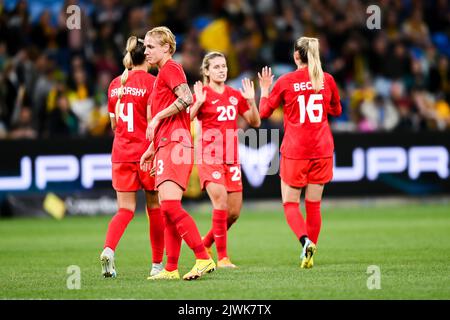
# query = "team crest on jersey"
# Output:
<box><xmin>212</xmin><ymin>171</ymin><xmax>221</xmax><ymax>180</ymax></box>
<box><xmin>229</xmin><ymin>96</ymin><xmax>238</xmax><ymax>105</ymax></box>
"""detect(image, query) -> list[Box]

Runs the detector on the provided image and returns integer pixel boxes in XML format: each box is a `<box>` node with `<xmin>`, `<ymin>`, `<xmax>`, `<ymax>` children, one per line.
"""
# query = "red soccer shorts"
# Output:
<box><xmin>154</xmin><ymin>141</ymin><xmax>194</xmax><ymax>191</ymax></box>
<box><xmin>280</xmin><ymin>156</ymin><xmax>333</xmax><ymax>187</ymax></box>
<box><xmin>112</xmin><ymin>162</ymin><xmax>155</xmax><ymax>192</ymax></box>
<box><xmin>198</xmin><ymin>163</ymin><xmax>243</xmax><ymax>192</ymax></box>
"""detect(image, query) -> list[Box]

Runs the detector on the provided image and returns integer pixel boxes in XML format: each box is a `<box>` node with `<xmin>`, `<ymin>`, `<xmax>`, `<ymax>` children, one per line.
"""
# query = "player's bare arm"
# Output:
<box><xmin>147</xmin><ymin>104</ymin><xmax>152</xmax><ymax>123</ymax></box>
<box><xmin>140</xmin><ymin>141</ymin><xmax>155</xmax><ymax>172</ymax></box>
<box><xmin>145</xmin><ymin>104</ymin><xmax>153</xmax><ymax>140</ymax></box>
<box><xmin>240</xmin><ymin>78</ymin><xmax>261</xmax><ymax>127</ymax></box>
<box><xmin>109</xmin><ymin>114</ymin><xmax>117</xmax><ymax>131</ymax></box>
<box><xmin>258</xmin><ymin>66</ymin><xmax>276</xmax><ymax>118</ymax></box>
<box><xmin>146</xmin><ymin>82</ymin><xmax>193</xmax><ymax>141</ymax></box>
<box><xmin>153</xmin><ymin>83</ymin><xmax>192</xmax><ymax>122</ymax></box>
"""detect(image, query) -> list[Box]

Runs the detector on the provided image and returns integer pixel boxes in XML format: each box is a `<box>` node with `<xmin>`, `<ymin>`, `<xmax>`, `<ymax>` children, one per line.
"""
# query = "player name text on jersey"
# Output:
<box><xmin>293</xmin><ymin>81</ymin><xmax>325</xmax><ymax>92</ymax></box>
<box><xmin>110</xmin><ymin>87</ymin><xmax>147</xmax><ymax>98</ymax></box>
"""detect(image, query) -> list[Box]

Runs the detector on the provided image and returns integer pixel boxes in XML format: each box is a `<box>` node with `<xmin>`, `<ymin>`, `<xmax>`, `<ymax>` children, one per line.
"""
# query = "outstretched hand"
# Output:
<box><xmin>258</xmin><ymin>66</ymin><xmax>274</xmax><ymax>92</ymax></box>
<box><xmin>240</xmin><ymin>78</ymin><xmax>255</xmax><ymax>100</ymax></box>
<box><xmin>193</xmin><ymin>81</ymin><xmax>207</xmax><ymax>105</ymax></box>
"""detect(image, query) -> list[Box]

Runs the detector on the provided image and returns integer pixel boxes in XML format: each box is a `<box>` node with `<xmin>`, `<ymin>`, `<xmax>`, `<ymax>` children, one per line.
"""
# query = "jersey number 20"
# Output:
<box><xmin>119</xmin><ymin>102</ymin><xmax>134</xmax><ymax>132</ymax></box>
<box><xmin>217</xmin><ymin>105</ymin><xmax>237</xmax><ymax>121</ymax></box>
<box><xmin>297</xmin><ymin>94</ymin><xmax>323</xmax><ymax>123</ymax></box>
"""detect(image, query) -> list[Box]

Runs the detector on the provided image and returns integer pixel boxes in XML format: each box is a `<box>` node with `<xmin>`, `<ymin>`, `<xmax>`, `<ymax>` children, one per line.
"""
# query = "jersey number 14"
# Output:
<box><xmin>119</xmin><ymin>103</ymin><xmax>134</xmax><ymax>132</ymax></box>
<box><xmin>297</xmin><ymin>94</ymin><xmax>323</xmax><ymax>123</ymax></box>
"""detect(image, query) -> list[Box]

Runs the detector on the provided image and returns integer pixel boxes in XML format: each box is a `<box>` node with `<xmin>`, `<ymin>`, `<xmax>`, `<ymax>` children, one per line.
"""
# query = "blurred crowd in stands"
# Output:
<box><xmin>0</xmin><ymin>0</ymin><xmax>449</xmax><ymax>140</ymax></box>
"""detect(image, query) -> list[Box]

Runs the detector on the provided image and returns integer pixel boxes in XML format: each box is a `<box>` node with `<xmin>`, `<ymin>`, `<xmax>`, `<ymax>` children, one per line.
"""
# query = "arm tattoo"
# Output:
<box><xmin>173</xmin><ymin>98</ymin><xmax>183</xmax><ymax>112</ymax></box>
<box><xmin>174</xmin><ymin>83</ymin><xmax>193</xmax><ymax>109</ymax></box>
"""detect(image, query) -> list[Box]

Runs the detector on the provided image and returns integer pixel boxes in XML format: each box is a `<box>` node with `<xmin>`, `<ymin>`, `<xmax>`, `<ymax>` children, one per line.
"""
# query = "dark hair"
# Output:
<box><xmin>123</xmin><ymin>36</ymin><xmax>146</xmax><ymax>68</ymax></box>
<box><xmin>114</xmin><ymin>36</ymin><xmax>146</xmax><ymax>119</ymax></box>
<box><xmin>294</xmin><ymin>41</ymin><xmax>309</xmax><ymax>63</ymax></box>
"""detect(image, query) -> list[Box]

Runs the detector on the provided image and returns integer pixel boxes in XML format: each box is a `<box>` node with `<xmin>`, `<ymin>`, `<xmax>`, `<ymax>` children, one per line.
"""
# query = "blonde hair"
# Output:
<box><xmin>145</xmin><ymin>26</ymin><xmax>176</xmax><ymax>55</ymax></box>
<box><xmin>295</xmin><ymin>37</ymin><xmax>324</xmax><ymax>93</ymax></box>
<box><xmin>200</xmin><ymin>51</ymin><xmax>226</xmax><ymax>84</ymax></box>
<box><xmin>115</xmin><ymin>36</ymin><xmax>142</xmax><ymax>120</ymax></box>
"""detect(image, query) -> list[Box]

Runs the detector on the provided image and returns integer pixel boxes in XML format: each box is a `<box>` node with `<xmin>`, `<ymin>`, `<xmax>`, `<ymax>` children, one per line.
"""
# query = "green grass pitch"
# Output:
<box><xmin>0</xmin><ymin>203</ymin><xmax>449</xmax><ymax>299</ymax></box>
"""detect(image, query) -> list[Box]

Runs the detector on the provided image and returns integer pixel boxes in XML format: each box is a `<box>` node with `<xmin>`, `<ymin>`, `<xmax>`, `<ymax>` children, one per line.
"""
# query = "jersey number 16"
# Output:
<box><xmin>297</xmin><ymin>94</ymin><xmax>323</xmax><ymax>123</ymax></box>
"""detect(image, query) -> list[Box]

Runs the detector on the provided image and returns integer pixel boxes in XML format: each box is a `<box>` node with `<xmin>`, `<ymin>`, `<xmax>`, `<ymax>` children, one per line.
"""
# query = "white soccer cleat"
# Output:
<box><xmin>100</xmin><ymin>247</ymin><xmax>117</xmax><ymax>278</ymax></box>
<box><xmin>150</xmin><ymin>262</ymin><xmax>164</xmax><ymax>277</ymax></box>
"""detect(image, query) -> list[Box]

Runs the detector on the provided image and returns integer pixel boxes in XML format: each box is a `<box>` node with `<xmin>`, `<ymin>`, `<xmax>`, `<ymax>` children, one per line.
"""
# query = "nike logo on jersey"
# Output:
<box><xmin>211</xmin><ymin>99</ymin><xmax>220</xmax><ymax>104</ymax></box>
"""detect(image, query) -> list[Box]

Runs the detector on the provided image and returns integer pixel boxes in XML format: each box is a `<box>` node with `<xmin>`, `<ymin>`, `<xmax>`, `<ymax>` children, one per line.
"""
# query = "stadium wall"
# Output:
<box><xmin>0</xmin><ymin>132</ymin><xmax>448</xmax><ymax>217</ymax></box>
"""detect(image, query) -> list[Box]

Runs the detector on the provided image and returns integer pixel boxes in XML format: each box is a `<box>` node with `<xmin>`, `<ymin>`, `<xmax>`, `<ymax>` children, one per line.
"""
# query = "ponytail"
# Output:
<box><xmin>115</xmin><ymin>35</ymin><xmax>142</xmax><ymax>120</ymax></box>
<box><xmin>295</xmin><ymin>37</ymin><xmax>324</xmax><ymax>93</ymax></box>
<box><xmin>123</xmin><ymin>36</ymin><xmax>138</xmax><ymax>69</ymax></box>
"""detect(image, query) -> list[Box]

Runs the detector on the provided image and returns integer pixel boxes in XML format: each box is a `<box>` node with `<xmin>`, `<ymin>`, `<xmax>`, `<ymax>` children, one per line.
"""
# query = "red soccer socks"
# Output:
<box><xmin>305</xmin><ymin>199</ymin><xmax>322</xmax><ymax>244</ymax></box>
<box><xmin>283</xmin><ymin>202</ymin><xmax>308</xmax><ymax>241</ymax></box>
<box><xmin>104</xmin><ymin>208</ymin><xmax>134</xmax><ymax>250</ymax></box>
<box><xmin>161</xmin><ymin>200</ymin><xmax>209</xmax><ymax>262</ymax></box>
<box><xmin>146</xmin><ymin>207</ymin><xmax>165</xmax><ymax>264</ymax></box>
<box><xmin>211</xmin><ymin>209</ymin><xmax>228</xmax><ymax>260</ymax></box>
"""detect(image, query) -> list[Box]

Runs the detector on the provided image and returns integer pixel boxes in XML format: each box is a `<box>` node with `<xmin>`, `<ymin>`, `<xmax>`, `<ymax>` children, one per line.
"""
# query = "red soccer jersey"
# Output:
<box><xmin>150</xmin><ymin>59</ymin><xmax>192</xmax><ymax>149</ymax></box>
<box><xmin>108</xmin><ymin>70</ymin><xmax>155</xmax><ymax>162</ymax></box>
<box><xmin>194</xmin><ymin>85</ymin><xmax>250</xmax><ymax>164</ymax></box>
<box><xmin>260</xmin><ymin>68</ymin><xmax>342</xmax><ymax>159</ymax></box>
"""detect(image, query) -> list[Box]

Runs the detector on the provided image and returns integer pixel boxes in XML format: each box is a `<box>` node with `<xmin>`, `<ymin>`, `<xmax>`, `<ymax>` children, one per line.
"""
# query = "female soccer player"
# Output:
<box><xmin>140</xmin><ymin>26</ymin><xmax>215</xmax><ymax>281</ymax></box>
<box><xmin>190</xmin><ymin>52</ymin><xmax>260</xmax><ymax>268</ymax></box>
<box><xmin>258</xmin><ymin>37</ymin><xmax>342</xmax><ymax>268</ymax></box>
<box><xmin>100</xmin><ymin>36</ymin><xmax>165</xmax><ymax>278</ymax></box>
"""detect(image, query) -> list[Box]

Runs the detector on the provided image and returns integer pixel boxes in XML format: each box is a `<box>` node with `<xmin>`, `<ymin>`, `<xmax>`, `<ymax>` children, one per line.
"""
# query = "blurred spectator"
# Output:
<box><xmin>87</xmin><ymin>70</ymin><xmax>111</xmax><ymax>136</ymax></box>
<box><xmin>8</xmin><ymin>106</ymin><xmax>37</xmax><ymax>139</ymax></box>
<box><xmin>67</xmin><ymin>66</ymin><xmax>94</xmax><ymax>134</ymax></box>
<box><xmin>31</xmin><ymin>53</ymin><xmax>56</xmax><ymax>136</ymax></box>
<box><xmin>402</xmin><ymin>9</ymin><xmax>430</xmax><ymax>47</ymax></box>
<box><xmin>384</xmin><ymin>11</ymin><xmax>402</xmax><ymax>42</ymax></box>
<box><xmin>46</xmin><ymin>91</ymin><xmax>79</xmax><ymax>137</ymax></box>
<box><xmin>94</xmin><ymin>0</ymin><xmax>122</xmax><ymax>27</ymax></box>
<box><xmin>433</xmin><ymin>94</ymin><xmax>450</xmax><ymax>130</ymax></box>
<box><xmin>0</xmin><ymin>59</ymin><xmax>17</xmax><ymax>130</ymax></box>
<box><xmin>0</xmin><ymin>0</ymin><xmax>448</xmax><ymax>139</ymax></box>
<box><xmin>31</xmin><ymin>10</ymin><xmax>58</xmax><ymax>50</ymax></box>
<box><xmin>58</xmin><ymin>0</ymin><xmax>92</xmax><ymax>58</ymax></box>
<box><xmin>179</xmin><ymin>34</ymin><xmax>203</xmax><ymax>84</ymax></box>
<box><xmin>395</xmin><ymin>103</ymin><xmax>416</xmax><ymax>132</ymax></box>
<box><xmin>429</xmin><ymin>55</ymin><xmax>450</xmax><ymax>101</ymax></box>
<box><xmin>384</xmin><ymin>41</ymin><xmax>412</xmax><ymax>80</ymax></box>
<box><xmin>355</xmin><ymin>105</ymin><xmax>376</xmax><ymax>133</ymax></box>
<box><xmin>273</xmin><ymin>25</ymin><xmax>294</xmax><ymax>65</ymax></box>
<box><xmin>412</xmin><ymin>88</ymin><xmax>443</xmax><ymax>130</ymax></box>
<box><xmin>5</xmin><ymin>0</ymin><xmax>30</xmax><ymax>55</ymax></box>
<box><xmin>360</xmin><ymin>94</ymin><xmax>399</xmax><ymax>131</ymax></box>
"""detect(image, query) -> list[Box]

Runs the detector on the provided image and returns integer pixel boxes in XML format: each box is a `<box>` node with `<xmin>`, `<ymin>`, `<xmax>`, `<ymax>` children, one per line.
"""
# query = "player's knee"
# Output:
<box><xmin>160</xmin><ymin>200</ymin><xmax>186</xmax><ymax>223</ymax></box>
<box><xmin>211</xmin><ymin>193</ymin><xmax>228</xmax><ymax>210</ymax></box>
